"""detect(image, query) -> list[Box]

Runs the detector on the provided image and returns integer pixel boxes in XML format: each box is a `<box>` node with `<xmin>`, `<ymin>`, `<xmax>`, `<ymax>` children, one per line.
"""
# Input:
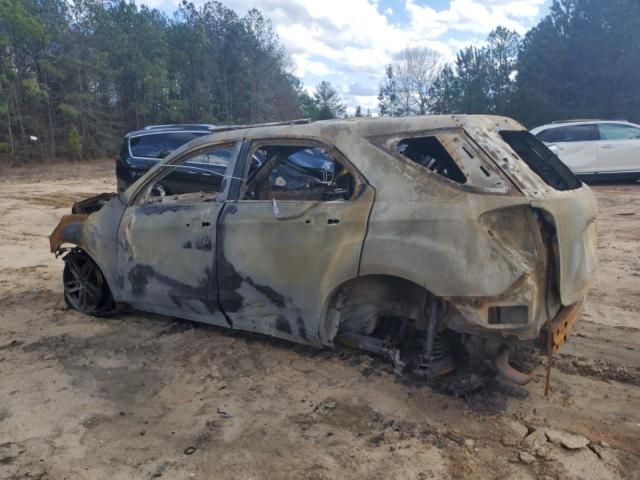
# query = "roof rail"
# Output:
<box><xmin>139</xmin><ymin>119</ymin><xmax>311</xmax><ymax>134</ymax></box>
<box><xmin>208</xmin><ymin>118</ymin><xmax>311</xmax><ymax>133</ymax></box>
<box><xmin>550</xmin><ymin>118</ymin><xmax>627</xmax><ymax>124</ymax></box>
<box><xmin>143</xmin><ymin>124</ymin><xmax>217</xmax><ymax>130</ymax></box>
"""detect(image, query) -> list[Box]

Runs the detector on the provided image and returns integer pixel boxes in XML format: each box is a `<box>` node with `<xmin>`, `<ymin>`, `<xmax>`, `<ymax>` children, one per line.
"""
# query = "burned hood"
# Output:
<box><xmin>71</xmin><ymin>192</ymin><xmax>118</xmax><ymax>214</ymax></box>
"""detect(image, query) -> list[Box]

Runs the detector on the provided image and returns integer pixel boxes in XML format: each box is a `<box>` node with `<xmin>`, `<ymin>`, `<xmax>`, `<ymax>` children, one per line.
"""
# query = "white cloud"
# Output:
<box><xmin>292</xmin><ymin>53</ymin><xmax>331</xmax><ymax>77</ymax></box>
<box><xmin>142</xmin><ymin>0</ymin><xmax>549</xmax><ymax>112</ymax></box>
<box><xmin>347</xmin><ymin>82</ymin><xmax>378</xmax><ymax>96</ymax></box>
<box><xmin>343</xmin><ymin>95</ymin><xmax>380</xmax><ymax>116</ymax></box>
<box><xmin>406</xmin><ymin>0</ymin><xmax>547</xmax><ymax>37</ymax></box>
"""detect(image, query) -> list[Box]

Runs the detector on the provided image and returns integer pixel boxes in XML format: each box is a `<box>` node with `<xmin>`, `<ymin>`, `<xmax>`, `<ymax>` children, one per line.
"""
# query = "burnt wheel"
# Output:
<box><xmin>63</xmin><ymin>249</ymin><xmax>114</xmax><ymax>315</ymax></box>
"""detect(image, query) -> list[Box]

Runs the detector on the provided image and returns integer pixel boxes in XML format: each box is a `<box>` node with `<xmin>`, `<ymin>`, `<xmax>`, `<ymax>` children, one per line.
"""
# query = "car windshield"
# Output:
<box><xmin>129</xmin><ymin>131</ymin><xmax>209</xmax><ymax>159</ymax></box>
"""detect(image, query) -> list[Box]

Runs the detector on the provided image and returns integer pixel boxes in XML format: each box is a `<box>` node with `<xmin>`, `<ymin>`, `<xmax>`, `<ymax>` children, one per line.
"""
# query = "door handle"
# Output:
<box><xmin>327</xmin><ymin>218</ymin><xmax>340</xmax><ymax>225</ymax></box>
<box><xmin>600</xmin><ymin>144</ymin><xmax>615</xmax><ymax>149</ymax></box>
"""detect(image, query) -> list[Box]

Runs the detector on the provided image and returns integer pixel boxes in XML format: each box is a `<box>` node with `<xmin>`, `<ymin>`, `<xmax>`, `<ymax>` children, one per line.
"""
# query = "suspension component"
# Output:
<box><xmin>495</xmin><ymin>347</ymin><xmax>533</xmax><ymax>385</ymax></box>
<box><xmin>413</xmin><ymin>300</ymin><xmax>455</xmax><ymax>376</ymax></box>
<box><xmin>336</xmin><ymin>333</ymin><xmax>406</xmax><ymax>375</ymax></box>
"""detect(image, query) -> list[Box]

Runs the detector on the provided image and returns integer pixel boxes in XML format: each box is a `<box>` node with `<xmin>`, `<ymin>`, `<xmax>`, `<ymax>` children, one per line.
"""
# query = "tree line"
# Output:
<box><xmin>0</xmin><ymin>0</ymin><xmax>344</xmax><ymax>163</ymax></box>
<box><xmin>378</xmin><ymin>0</ymin><xmax>640</xmax><ymax>128</ymax></box>
<box><xmin>2</xmin><ymin>0</ymin><xmax>638</xmax><ymax>163</ymax></box>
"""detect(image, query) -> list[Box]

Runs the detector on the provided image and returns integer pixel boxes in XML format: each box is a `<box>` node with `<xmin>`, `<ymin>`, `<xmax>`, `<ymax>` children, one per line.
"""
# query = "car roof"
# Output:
<box><xmin>182</xmin><ymin>115</ymin><xmax>523</xmax><ymax>145</ymax></box>
<box><xmin>124</xmin><ymin>124</ymin><xmax>218</xmax><ymax>137</ymax></box>
<box><xmin>124</xmin><ymin>120</ymin><xmax>315</xmax><ymax>138</ymax></box>
<box><xmin>120</xmin><ymin>114</ymin><xmax>527</xmax><ymax>204</ymax></box>
<box><xmin>531</xmin><ymin>119</ymin><xmax>636</xmax><ymax>133</ymax></box>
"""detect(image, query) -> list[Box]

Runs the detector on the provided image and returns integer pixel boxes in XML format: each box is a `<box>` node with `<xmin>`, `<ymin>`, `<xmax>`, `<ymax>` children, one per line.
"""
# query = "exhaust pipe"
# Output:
<box><xmin>495</xmin><ymin>347</ymin><xmax>533</xmax><ymax>385</ymax></box>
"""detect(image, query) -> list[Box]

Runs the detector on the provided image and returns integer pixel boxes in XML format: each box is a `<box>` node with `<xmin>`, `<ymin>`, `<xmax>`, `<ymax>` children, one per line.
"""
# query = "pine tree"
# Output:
<box><xmin>378</xmin><ymin>65</ymin><xmax>399</xmax><ymax>116</ymax></box>
<box><xmin>311</xmin><ymin>81</ymin><xmax>345</xmax><ymax>120</ymax></box>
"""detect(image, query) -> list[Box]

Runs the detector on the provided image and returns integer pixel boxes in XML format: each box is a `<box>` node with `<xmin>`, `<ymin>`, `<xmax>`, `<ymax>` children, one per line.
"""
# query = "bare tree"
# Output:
<box><xmin>391</xmin><ymin>47</ymin><xmax>443</xmax><ymax>115</ymax></box>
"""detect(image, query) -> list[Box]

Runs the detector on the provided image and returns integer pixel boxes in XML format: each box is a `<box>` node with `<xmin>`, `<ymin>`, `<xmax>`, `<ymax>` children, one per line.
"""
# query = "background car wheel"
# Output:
<box><xmin>63</xmin><ymin>249</ymin><xmax>114</xmax><ymax>315</ymax></box>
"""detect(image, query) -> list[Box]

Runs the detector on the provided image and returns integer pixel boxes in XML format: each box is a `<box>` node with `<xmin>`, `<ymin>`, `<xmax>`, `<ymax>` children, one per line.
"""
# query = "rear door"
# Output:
<box><xmin>217</xmin><ymin>140</ymin><xmax>374</xmax><ymax>344</ymax></box>
<box><xmin>596</xmin><ymin>123</ymin><xmax>640</xmax><ymax>173</ymax></box>
<box><xmin>543</xmin><ymin>125</ymin><xmax>599</xmax><ymax>174</ymax></box>
<box><xmin>117</xmin><ymin>140</ymin><xmax>240</xmax><ymax>327</ymax></box>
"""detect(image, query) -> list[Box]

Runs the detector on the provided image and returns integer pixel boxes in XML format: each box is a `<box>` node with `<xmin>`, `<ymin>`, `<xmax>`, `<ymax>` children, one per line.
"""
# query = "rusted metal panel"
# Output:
<box><xmin>50</xmin><ymin>214</ymin><xmax>88</xmax><ymax>253</ymax></box>
<box><xmin>50</xmin><ymin>197</ymin><xmax>127</xmax><ymax>299</ymax></box>
<box><xmin>544</xmin><ymin>300</ymin><xmax>583</xmax><ymax>353</ymax></box>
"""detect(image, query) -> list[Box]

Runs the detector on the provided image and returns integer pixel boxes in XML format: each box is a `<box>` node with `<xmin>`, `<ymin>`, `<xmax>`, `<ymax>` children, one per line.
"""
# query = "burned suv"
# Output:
<box><xmin>50</xmin><ymin>116</ymin><xmax>597</xmax><ymax>384</ymax></box>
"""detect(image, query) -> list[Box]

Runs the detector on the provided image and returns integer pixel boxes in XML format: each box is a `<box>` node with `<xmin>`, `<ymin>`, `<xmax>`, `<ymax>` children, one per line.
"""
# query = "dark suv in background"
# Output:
<box><xmin>116</xmin><ymin>124</ymin><xmax>216</xmax><ymax>193</ymax></box>
<box><xmin>116</xmin><ymin>122</ymin><xmax>338</xmax><ymax>197</ymax></box>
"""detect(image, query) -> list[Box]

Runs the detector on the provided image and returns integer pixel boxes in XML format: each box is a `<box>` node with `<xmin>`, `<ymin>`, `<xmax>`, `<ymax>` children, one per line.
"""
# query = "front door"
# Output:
<box><xmin>217</xmin><ymin>140</ymin><xmax>374</xmax><ymax>344</ymax></box>
<box><xmin>596</xmin><ymin>123</ymin><xmax>640</xmax><ymax>174</ymax></box>
<box><xmin>117</xmin><ymin>141</ymin><xmax>240</xmax><ymax>326</ymax></box>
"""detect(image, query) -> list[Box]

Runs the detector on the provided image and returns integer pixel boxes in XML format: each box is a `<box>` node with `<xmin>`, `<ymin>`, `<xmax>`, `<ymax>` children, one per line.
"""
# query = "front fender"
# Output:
<box><xmin>49</xmin><ymin>193</ymin><xmax>127</xmax><ymax>301</ymax></box>
<box><xmin>50</xmin><ymin>214</ymin><xmax>89</xmax><ymax>253</ymax></box>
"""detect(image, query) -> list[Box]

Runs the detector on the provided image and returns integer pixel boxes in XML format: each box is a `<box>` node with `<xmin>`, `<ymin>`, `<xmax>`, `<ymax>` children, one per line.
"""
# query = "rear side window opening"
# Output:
<box><xmin>397</xmin><ymin>136</ymin><xmax>467</xmax><ymax>184</ymax></box>
<box><xmin>499</xmin><ymin>130</ymin><xmax>582</xmax><ymax>191</ymax></box>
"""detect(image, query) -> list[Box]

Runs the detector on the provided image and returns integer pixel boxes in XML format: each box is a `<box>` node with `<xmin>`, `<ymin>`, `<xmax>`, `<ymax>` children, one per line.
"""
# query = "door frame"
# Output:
<box><xmin>116</xmin><ymin>138</ymin><xmax>243</xmax><ymax>325</ymax></box>
<box><xmin>125</xmin><ymin>139</ymin><xmax>243</xmax><ymax>206</ymax></box>
<box><xmin>227</xmin><ymin>137</ymin><xmax>369</xmax><ymax>202</ymax></box>
<box><xmin>216</xmin><ymin>136</ymin><xmax>374</xmax><ymax>344</ymax></box>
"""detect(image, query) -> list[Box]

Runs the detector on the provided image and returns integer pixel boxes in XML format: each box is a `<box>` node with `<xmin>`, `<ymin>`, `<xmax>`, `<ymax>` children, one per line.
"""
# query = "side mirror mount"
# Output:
<box><xmin>548</xmin><ymin>144</ymin><xmax>558</xmax><ymax>154</ymax></box>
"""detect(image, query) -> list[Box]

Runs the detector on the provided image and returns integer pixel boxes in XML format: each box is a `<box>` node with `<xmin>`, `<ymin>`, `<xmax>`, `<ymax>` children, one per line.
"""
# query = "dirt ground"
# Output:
<box><xmin>1</xmin><ymin>160</ymin><xmax>639</xmax><ymax>480</ymax></box>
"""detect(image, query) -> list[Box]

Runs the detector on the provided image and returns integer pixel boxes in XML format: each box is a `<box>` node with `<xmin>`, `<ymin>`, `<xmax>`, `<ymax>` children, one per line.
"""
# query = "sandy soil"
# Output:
<box><xmin>1</xmin><ymin>160</ymin><xmax>639</xmax><ymax>480</ymax></box>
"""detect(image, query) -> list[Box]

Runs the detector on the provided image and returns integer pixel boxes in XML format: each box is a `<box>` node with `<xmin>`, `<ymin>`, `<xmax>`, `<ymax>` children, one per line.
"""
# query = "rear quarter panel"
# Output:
<box><xmin>331</xmin><ymin>132</ymin><xmax>532</xmax><ymax>298</ymax></box>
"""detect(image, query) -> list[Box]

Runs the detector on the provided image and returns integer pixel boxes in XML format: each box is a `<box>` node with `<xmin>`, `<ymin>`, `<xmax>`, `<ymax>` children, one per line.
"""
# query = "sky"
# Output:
<box><xmin>141</xmin><ymin>0</ymin><xmax>553</xmax><ymax>114</ymax></box>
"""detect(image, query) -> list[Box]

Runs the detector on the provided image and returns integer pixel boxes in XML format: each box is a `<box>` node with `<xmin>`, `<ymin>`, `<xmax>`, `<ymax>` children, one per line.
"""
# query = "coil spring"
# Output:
<box><xmin>414</xmin><ymin>331</ymin><xmax>450</xmax><ymax>371</ymax></box>
<box><xmin>431</xmin><ymin>334</ymin><xmax>449</xmax><ymax>363</ymax></box>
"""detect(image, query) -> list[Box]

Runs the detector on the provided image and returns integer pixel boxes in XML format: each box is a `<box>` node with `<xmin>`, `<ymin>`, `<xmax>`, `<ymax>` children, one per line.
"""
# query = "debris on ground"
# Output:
<box><xmin>501</xmin><ymin>420</ymin><xmax>529</xmax><ymax>446</ymax></box>
<box><xmin>545</xmin><ymin>429</ymin><xmax>590</xmax><ymax>450</ymax></box>
<box><xmin>523</xmin><ymin>429</ymin><xmax>553</xmax><ymax>458</ymax></box>
<box><xmin>518</xmin><ymin>451</ymin><xmax>536</xmax><ymax>464</ymax></box>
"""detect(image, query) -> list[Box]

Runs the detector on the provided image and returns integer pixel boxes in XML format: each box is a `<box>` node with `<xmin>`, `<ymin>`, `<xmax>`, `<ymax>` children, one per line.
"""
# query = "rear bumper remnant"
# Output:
<box><xmin>542</xmin><ymin>300</ymin><xmax>583</xmax><ymax>354</ymax></box>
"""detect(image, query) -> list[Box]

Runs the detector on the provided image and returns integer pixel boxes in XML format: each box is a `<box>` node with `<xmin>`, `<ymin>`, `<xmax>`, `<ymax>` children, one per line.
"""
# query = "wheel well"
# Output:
<box><xmin>321</xmin><ymin>274</ymin><xmax>431</xmax><ymax>344</ymax></box>
<box><xmin>62</xmin><ymin>247</ymin><xmax>117</xmax><ymax>309</ymax></box>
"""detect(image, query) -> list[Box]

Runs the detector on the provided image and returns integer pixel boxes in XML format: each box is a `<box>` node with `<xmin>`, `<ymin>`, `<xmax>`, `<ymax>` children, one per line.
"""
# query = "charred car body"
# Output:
<box><xmin>51</xmin><ymin>116</ymin><xmax>598</xmax><ymax>383</ymax></box>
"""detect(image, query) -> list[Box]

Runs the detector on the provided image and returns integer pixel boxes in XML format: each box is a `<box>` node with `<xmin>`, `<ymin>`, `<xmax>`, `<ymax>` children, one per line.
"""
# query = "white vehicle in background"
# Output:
<box><xmin>531</xmin><ymin>120</ymin><xmax>640</xmax><ymax>181</ymax></box>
